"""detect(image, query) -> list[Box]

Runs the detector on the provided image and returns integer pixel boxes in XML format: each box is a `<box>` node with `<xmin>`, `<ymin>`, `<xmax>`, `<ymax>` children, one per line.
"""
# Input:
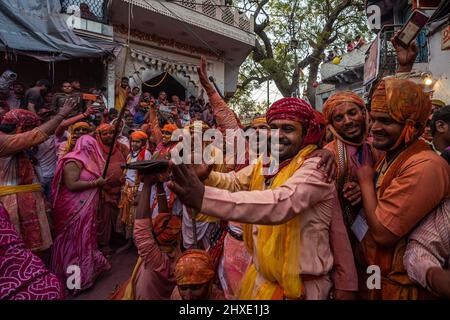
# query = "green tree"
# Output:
<box><xmin>236</xmin><ymin>0</ymin><xmax>369</xmax><ymax>107</ymax></box>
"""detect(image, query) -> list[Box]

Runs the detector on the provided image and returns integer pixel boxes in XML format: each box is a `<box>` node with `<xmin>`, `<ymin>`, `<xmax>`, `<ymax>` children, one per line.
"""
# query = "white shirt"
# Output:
<box><xmin>125</xmin><ymin>149</ymin><xmax>152</xmax><ymax>185</ymax></box>
<box><xmin>34</xmin><ymin>135</ymin><xmax>58</xmax><ymax>181</ymax></box>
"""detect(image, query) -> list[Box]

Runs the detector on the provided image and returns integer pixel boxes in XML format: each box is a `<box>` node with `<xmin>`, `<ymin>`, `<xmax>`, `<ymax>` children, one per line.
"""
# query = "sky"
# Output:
<box><xmin>250</xmin><ymin>80</ymin><xmax>285</xmax><ymax>105</ymax></box>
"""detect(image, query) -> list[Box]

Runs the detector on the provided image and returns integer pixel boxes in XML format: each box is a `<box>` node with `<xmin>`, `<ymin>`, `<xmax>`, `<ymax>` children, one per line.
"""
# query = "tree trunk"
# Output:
<box><xmin>306</xmin><ymin>60</ymin><xmax>320</xmax><ymax>108</ymax></box>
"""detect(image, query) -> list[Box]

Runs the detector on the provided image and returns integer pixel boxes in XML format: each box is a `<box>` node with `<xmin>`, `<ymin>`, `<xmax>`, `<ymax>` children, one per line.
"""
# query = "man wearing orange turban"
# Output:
<box><xmin>322</xmin><ymin>97</ymin><xmax>382</xmax><ymax>213</ymax></box>
<box><xmin>322</xmin><ymin>91</ymin><xmax>384</xmax><ymax>299</ymax></box>
<box><xmin>171</xmin><ymin>249</ymin><xmax>224</xmax><ymax>300</ymax></box>
<box><xmin>95</xmin><ymin>123</ymin><xmax>129</xmax><ymax>254</ymax></box>
<box><xmin>118</xmin><ymin>130</ymin><xmax>152</xmax><ymax>242</ymax></box>
<box><xmin>355</xmin><ymin>78</ymin><xmax>450</xmax><ymax>300</ymax></box>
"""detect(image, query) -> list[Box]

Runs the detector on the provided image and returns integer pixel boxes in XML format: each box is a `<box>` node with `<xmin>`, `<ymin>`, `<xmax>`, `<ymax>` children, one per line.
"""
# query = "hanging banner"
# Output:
<box><xmin>442</xmin><ymin>23</ymin><xmax>450</xmax><ymax>51</ymax></box>
<box><xmin>363</xmin><ymin>35</ymin><xmax>380</xmax><ymax>85</ymax></box>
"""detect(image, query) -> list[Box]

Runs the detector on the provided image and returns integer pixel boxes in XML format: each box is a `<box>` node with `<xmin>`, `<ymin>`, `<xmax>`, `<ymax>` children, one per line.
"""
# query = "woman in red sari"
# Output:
<box><xmin>50</xmin><ymin>135</ymin><xmax>110</xmax><ymax>294</ymax></box>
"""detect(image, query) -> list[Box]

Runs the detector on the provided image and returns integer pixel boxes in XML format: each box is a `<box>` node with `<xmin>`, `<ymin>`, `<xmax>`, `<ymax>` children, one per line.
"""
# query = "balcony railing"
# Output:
<box><xmin>60</xmin><ymin>0</ymin><xmax>109</xmax><ymax>24</ymax></box>
<box><xmin>177</xmin><ymin>0</ymin><xmax>253</xmax><ymax>33</ymax></box>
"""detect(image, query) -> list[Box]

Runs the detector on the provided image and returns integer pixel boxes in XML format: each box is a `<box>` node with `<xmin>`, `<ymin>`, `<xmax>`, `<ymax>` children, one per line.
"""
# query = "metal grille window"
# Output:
<box><xmin>379</xmin><ymin>25</ymin><xmax>399</xmax><ymax>78</ymax></box>
<box><xmin>202</xmin><ymin>0</ymin><xmax>216</xmax><ymax>18</ymax></box>
<box><xmin>221</xmin><ymin>7</ymin><xmax>234</xmax><ymax>25</ymax></box>
<box><xmin>239</xmin><ymin>15</ymin><xmax>250</xmax><ymax>32</ymax></box>
<box><xmin>180</xmin><ymin>0</ymin><xmax>196</xmax><ymax>10</ymax></box>
<box><xmin>60</xmin><ymin>0</ymin><xmax>108</xmax><ymax>23</ymax></box>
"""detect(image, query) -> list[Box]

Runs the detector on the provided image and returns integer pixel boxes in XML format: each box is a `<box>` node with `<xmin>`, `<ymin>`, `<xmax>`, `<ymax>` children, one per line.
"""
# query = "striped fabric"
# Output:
<box><xmin>404</xmin><ymin>198</ymin><xmax>450</xmax><ymax>289</ymax></box>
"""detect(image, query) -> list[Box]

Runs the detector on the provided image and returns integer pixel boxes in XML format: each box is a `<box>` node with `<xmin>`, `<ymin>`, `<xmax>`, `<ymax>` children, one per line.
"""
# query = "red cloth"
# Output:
<box><xmin>266</xmin><ymin>97</ymin><xmax>322</xmax><ymax>147</ymax></box>
<box><xmin>95</xmin><ymin>128</ymin><xmax>129</xmax><ymax>199</ymax></box>
<box><xmin>1</xmin><ymin>109</ymin><xmax>40</xmax><ymax>129</ymax></box>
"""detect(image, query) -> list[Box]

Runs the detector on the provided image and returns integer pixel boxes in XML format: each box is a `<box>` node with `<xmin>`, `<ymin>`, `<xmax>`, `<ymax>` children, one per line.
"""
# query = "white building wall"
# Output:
<box><xmin>427</xmin><ymin>21</ymin><xmax>450</xmax><ymax>104</ymax></box>
<box><xmin>113</xmin><ymin>36</ymin><xmax>226</xmax><ymax>99</ymax></box>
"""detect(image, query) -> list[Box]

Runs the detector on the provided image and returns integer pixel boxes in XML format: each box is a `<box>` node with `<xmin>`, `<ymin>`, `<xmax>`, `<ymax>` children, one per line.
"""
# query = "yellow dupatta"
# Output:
<box><xmin>239</xmin><ymin>144</ymin><xmax>317</xmax><ymax>300</ymax></box>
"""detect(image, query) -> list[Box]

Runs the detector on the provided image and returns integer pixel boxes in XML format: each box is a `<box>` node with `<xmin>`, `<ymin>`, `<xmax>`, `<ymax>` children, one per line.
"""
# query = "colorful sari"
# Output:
<box><xmin>95</xmin><ymin>125</ymin><xmax>129</xmax><ymax>247</ymax></box>
<box><xmin>0</xmin><ymin>204</ymin><xmax>64</xmax><ymax>300</ymax></box>
<box><xmin>0</xmin><ymin>139</ymin><xmax>52</xmax><ymax>252</ymax></box>
<box><xmin>50</xmin><ymin>135</ymin><xmax>110</xmax><ymax>293</ymax></box>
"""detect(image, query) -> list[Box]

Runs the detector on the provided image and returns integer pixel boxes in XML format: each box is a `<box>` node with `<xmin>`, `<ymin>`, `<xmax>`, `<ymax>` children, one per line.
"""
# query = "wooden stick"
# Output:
<box><xmin>102</xmin><ymin>101</ymin><xmax>128</xmax><ymax>178</ymax></box>
<box><xmin>191</xmin><ymin>209</ymin><xmax>198</xmax><ymax>249</ymax></box>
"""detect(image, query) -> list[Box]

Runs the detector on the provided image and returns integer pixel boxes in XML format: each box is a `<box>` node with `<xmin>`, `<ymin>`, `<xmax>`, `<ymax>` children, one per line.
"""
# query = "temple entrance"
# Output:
<box><xmin>141</xmin><ymin>73</ymin><xmax>186</xmax><ymax>101</ymax></box>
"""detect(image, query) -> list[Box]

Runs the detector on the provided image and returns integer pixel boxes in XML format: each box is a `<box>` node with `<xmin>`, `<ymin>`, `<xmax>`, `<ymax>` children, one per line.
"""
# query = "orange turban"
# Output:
<box><xmin>322</xmin><ymin>91</ymin><xmax>366</xmax><ymax>124</ymax></box>
<box><xmin>251</xmin><ymin>116</ymin><xmax>268</xmax><ymax>127</ymax></box>
<box><xmin>71</xmin><ymin>121</ymin><xmax>90</xmax><ymax>132</ymax></box>
<box><xmin>371</xmin><ymin>78</ymin><xmax>431</xmax><ymax>149</ymax></box>
<box><xmin>175</xmin><ymin>249</ymin><xmax>215</xmax><ymax>286</ymax></box>
<box><xmin>322</xmin><ymin>91</ymin><xmax>367</xmax><ymax>146</ymax></box>
<box><xmin>162</xmin><ymin>123</ymin><xmax>178</xmax><ymax>133</ymax></box>
<box><xmin>152</xmin><ymin>213</ymin><xmax>181</xmax><ymax>247</ymax></box>
<box><xmin>186</xmin><ymin>121</ymin><xmax>210</xmax><ymax>133</ymax></box>
<box><xmin>130</xmin><ymin>130</ymin><xmax>148</xmax><ymax>141</ymax></box>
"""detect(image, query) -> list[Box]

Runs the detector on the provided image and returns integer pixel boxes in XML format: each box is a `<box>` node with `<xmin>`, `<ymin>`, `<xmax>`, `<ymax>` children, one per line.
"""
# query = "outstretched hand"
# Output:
<box><xmin>391</xmin><ymin>32</ymin><xmax>419</xmax><ymax>72</ymax></box>
<box><xmin>59</xmin><ymin>98</ymin><xmax>77</xmax><ymax>117</ymax></box>
<box><xmin>197</xmin><ymin>56</ymin><xmax>214</xmax><ymax>94</ymax></box>
<box><xmin>167</xmin><ymin>162</ymin><xmax>205</xmax><ymax>212</ymax></box>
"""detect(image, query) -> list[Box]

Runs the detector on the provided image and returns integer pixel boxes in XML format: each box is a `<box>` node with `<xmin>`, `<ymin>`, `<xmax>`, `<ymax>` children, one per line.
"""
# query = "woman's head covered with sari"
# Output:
<box><xmin>64</xmin><ymin>121</ymin><xmax>91</xmax><ymax>155</ymax></box>
<box><xmin>52</xmin><ymin>135</ymin><xmax>105</xmax><ymax>204</ymax></box>
<box><xmin>64</xmin><ymin>134</ymin><xmax>105</xmax><ymax>176</ymax></box>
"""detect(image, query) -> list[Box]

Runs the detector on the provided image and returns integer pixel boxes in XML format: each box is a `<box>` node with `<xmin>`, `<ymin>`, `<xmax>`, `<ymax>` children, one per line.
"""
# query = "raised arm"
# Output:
<box><xmin>0</xmin><ymin>98</ymin><xmax>77</xmax><ymax>157</ymax></box>
<box><xmin>134</xmin><ymin>175</ymin><xmax>169</xmax><ymax>268</ymax></box>
<box><xmin>55</xmin><ymin>104</ymin><xmax>95</xmax><ymax>137</ymax></box>
<box><xmin>197</xmin><ymin>56</ymin><xmax>240</xmax><ymax>131</ymax></box>
<box><xmin>148</xmin><ymin>100</ymin><xmax>162</xmax><ymax>145</ymax></box>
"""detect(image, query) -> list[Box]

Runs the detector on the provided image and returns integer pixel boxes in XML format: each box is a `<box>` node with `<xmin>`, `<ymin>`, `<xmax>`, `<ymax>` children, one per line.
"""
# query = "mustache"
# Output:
<box><xmin>278</xmin><ymin>138</ymin><xmax>291</xmax><ymax>145</ymax></box>
<box><xmin>371</xmin><ymin>130</ymin><xmax>389</xmax><ymax>137</ymax></box>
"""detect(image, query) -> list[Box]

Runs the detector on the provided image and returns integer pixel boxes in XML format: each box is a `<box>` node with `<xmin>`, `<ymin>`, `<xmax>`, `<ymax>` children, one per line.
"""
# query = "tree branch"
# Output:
<box><xmin>238</xmin><ymin>76</ymin><xmax>269</xmax><ymax>90</ymax></box>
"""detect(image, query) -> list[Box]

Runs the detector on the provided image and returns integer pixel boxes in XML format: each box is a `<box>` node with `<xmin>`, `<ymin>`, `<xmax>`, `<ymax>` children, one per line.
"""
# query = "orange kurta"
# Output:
<box><xmin>359</xmin><ymin>142</ymin><xmax>450</xmax><ymax>300</ymax></box>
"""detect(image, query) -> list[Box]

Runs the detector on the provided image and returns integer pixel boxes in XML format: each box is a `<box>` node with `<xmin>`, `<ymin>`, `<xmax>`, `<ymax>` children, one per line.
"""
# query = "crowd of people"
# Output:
<box><xmin>0</xmin><ymin>35</ymin><xmax>449</xmax><ymax>301</ymax></box>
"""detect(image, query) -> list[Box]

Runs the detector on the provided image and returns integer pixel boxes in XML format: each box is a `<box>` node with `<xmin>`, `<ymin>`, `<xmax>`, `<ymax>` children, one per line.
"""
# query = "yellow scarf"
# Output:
<box><xmin>240</xmin><ymin>144</ymin><xmax>317</xmax><ymax>300</ymax></box>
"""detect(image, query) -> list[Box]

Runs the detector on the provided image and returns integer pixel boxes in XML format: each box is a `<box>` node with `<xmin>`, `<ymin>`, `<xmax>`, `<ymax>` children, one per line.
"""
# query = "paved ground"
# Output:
<box><xmin>71</xmin><ymin>247</ymin><xmax>138</xmax><ymax>300</ymax></box>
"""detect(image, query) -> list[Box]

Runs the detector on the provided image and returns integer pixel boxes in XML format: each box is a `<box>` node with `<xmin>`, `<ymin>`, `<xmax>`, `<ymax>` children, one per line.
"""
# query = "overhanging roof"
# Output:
<box><xmin>0</xmin><ymin>0</ymin><xmax>113</xmax><ymax>61</ymax></box>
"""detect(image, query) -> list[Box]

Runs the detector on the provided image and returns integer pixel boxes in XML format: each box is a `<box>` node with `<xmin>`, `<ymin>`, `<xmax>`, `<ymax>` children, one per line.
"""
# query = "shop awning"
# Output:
<box><xmin>0</xmin><ymin>0</ymin><xmax>115</xmax><ymax>61</ymax></box>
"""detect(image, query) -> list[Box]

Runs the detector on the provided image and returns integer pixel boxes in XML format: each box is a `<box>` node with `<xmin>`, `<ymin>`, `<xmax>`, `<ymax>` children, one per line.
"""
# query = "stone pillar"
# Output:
<box><xmin>107</xmin><ymin>58</ymin><xmax>116</xmax><ymax>110</ymax></box>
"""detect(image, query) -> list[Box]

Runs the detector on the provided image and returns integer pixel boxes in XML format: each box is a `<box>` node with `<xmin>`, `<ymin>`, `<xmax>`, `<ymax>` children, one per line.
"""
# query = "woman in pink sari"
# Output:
<box><xmin>50</xmin><ymin>135</ymin><xmax>110</xmax><ymax>294</ymax></box>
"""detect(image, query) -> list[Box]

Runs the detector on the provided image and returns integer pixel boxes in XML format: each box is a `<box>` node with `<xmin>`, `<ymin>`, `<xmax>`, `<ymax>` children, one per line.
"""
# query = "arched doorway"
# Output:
<box><xmin>141</xmin><ymin>73</ymin><xmax>186</xmax><ymax>101</ymax></box>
